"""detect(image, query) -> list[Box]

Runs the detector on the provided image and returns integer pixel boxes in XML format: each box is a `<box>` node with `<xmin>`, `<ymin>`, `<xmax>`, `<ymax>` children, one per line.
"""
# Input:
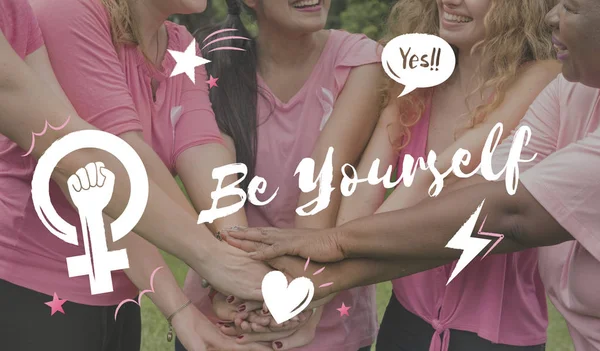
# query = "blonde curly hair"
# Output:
<box><xmin>381</xmin><ymin>0</ymin><xmax>556</xmax><ymax>150</ymax></box>
<box><xmin>101</xmin><ymin>0</ymin><xmax>141</xmax><ymax>46</ymax></box>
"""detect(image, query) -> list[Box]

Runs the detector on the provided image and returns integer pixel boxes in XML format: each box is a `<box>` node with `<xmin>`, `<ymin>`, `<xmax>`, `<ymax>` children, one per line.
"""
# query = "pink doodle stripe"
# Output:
<box><xmin>304</xmin><ymin>257</ymin><xmax>311</xmax><ymax>272</ymax></box>
<box><xmin>478</xmin><ymin>215</ymin><xmax>505</xmax><ymax>259</ymax></box>
<box><xmin>313</xmin><ymin>267</ymin><xmax>325</xmax><ymax>276</ymax></box>
<box><xmin>114</xmin><ymin>266</ymin><xmax>164</xmax><ymax>320</ymax></box>
<box><xmin>203</xmin><ymin>28</ymin><xmax>238</xmax><ymax>42</ymax></box>
<box><xmin>319</xmin><ymin>282</ymin><xmax>334</xmax><ymax>288</ymax></box>
<box><xmin>22</xmin><ymin>116</ymin><xmax>71</xmax><ymax>157</ymax></box>
<box><xmin>202</xmin><ymin>36</ymin><xmax>251</xmax><ymax>51</ymax></box>
<box><xmin>207</xmin><ymin>47</ymin><xmax>246</xmax><ymax>53</ymax></box>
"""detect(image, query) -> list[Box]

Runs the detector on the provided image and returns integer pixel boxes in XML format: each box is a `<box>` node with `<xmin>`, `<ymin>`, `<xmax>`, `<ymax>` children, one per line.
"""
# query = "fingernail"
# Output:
<box><xmin>227</xmin><ymin>296</ymin><xmax>235</xmax><ymax>303</ymax></box>
<box><xmin>237</xmin><ymin>335</ymin><xmax>244</xmax><ymax>340</ymax></box>
<box><xmin>238</xmin><ymin>304</ymin><xmax>246</xmax><ymax>312</ymax></box>
<box><xmin>262</xmin><ymin>307</ymin><xmax>269</xmax><ymax>314</ymax></box>
<box><xmin>274</xmin><ymin>341</ymin><xmax>283</xmax><ymax>349</ymax></box>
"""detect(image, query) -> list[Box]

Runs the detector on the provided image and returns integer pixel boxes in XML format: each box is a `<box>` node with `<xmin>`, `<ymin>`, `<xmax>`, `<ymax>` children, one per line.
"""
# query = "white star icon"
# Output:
<box><xmin>168</xmin><ymin>39</ymin><xmax>211</xmax><ymax>84</ymax></box>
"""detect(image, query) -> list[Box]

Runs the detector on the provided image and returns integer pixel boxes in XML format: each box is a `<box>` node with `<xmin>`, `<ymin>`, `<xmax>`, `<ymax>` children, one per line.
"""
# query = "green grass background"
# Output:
<box><xmin>140</xmin><ymin>252</ymin><xmax>574</xmax><ymax>351</ymax></box>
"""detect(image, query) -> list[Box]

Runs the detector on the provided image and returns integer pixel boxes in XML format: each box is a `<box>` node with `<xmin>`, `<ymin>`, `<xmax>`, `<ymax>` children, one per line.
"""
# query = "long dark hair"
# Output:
<box><xmin>195</xmin><ymin>0</ymin><xmax>265</xmax><ymax>191</ymax></box>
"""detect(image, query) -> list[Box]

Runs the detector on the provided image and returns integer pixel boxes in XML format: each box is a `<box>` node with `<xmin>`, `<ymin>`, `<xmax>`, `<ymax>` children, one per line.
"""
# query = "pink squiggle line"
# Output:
<box><xmin>313</xmin><ymin>267</ymin><xmax>325</xmax><ymax>276</ymax></box>
<box><xmin>478</xmin><ymin>215</ymin><xmax>505</xmax><ymax>259</ymax></box>
<box><xmin>202</xmin><ymin>36</ymin><xmax>251</xmax><ymax>51</ymax></box>
<box><xmin>319</xmin><ymin>282</ymin><xmax>333</xmax><ymax>288</ymax></box>
<box><xmin>304</xmin><ymin>257</ymin><xmax>310</xmax><ymax>272</ymax></box>
<box><xmin>207</xmin><ymin>47</ymin><xmax>246</xmax><ymax>53</ymax></box>
<box><xmin>203</xmin><ymin>28</ymin><xmax>238</xmax><ymax>42</ymax></box>
<box><xmin>22</xmin><ymin>115</ymin><xmax>71</xmax><ymax>157</ymax></box>
<box><xmin>114</xmin><ymin>266</ymin><xmax>164</xmax><ymax>320</ymax></box>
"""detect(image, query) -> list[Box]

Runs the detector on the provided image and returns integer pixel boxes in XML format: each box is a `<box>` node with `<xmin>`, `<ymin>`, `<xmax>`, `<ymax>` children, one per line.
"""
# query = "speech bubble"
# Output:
<box><xmin>382</xmin><ymin>33</ymin><xmax>457</xmax><ymax>97</ymax></box>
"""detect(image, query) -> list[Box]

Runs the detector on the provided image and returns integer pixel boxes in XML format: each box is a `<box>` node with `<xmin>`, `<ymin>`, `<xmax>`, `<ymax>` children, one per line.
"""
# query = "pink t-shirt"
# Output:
<box><xmin>392</xmin><ymin>92</ymin><xmax>548</xmax><ymax>351</ymax></box>
<box><xmin>0</xmin><ymin>0</ymin><xmax>43</xmax><ymax>58</ymax></box>
<box><xmin>488</xmin><ymin>75</ymin><xmax>600</xmax><ymax>351</ymax></box>
<box><xmin>0</xmin><ymin>0</ymin><xmax>222</xmax><ymax>306</ymax></box>
<box><xmin>184</xmin><ymin>30</ymin><xmax>381</xmax><ymax>351</ymax></box>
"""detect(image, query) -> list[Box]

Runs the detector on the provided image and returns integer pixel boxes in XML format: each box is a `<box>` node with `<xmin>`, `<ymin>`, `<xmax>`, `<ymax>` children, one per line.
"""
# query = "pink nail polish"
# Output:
<box><xmin>227</xmin><ymin>296</ymin><xmax>235</xmax><ymax>303</ymax></box>
<box><xmin>237</xmin><ymin>335</ymin><xmax>244</xmax><ymax>340</ymax></box>
<box><xmin>238</xmin><ymin>304</ymin><xmax>246</xmax><ymax>312</ymax></box>
<box><xmin>274</xmin><ymin>341</ymin><xmax>283</xmax><ymax>349</ymax></box>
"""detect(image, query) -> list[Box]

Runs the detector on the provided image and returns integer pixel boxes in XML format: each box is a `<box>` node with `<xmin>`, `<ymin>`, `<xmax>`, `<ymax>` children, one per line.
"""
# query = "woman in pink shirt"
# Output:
<box><xmin>178</xmin><ymin>0</ymin><xmax>383</xmax><ymax>350</ymax></box>
<box><xmin>224</xmin><ymin>1</ymin><xmax>600</xmax><ymax>350</ymax></box>
<box><xmin>333</xmin><ymin>0</ymin><xmax>560</xmax><ymax>350</ymax></box>
<box><xmin>0</xmin><ymin>0</ymin><xmax>274</xmax><ymax>350</ymax></box>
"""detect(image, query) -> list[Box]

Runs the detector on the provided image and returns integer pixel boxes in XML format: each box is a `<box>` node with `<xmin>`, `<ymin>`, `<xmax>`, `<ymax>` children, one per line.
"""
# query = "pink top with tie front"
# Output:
<box><xmin>0</xmin><ymin>0</ymin><xmax>222</xmax><ymax>306</ymax></box>
<box><xmin>392</xmin><ymin>92</ymin><xmax>548</xmax><ymax>351</ymax></box>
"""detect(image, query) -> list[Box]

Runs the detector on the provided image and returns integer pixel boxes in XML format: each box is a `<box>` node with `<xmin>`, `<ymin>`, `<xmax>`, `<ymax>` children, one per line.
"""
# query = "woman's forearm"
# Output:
<box><xmin>0</xmin><ymin>41</ymin><xmax>218</xmax><ymax>274</ymax></box>
<box><xmin>106</xmin><ymin>226</ymin><xmax>190</xmax><ymax>318</ymax></box>
<box><xmin>177</xmin><ymin>143</ymin><xmax>249</xmax><ymax>234</ymax></box>
<box><xmin>338</xmin><ymin>181</ymin><xmax>570</xmax><ymax>261</ymax></box>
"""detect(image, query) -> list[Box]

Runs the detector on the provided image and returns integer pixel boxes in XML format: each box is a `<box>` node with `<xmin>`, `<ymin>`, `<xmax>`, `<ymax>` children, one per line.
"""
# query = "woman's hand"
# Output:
<box><xmin>170</xmin><ymin>304</ymin><xmax>272</xmax><ymax>351</ymax></box>
<box><xmin>221</xmin><ymin>227</ymin><xmax>345</xmax><ymax>263</ymax></box>
<box><xmin>199</xmin><ymin>242</ymin><xmax>272</xmax><ymax>301</ymax></box>
<box><xmin>230</xmin><ymin>307</ymin><xmax>323</xmax><ymax>350</ymax></box>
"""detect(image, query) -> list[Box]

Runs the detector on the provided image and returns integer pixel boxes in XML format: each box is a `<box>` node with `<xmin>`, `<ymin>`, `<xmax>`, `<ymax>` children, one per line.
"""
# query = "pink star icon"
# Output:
<box><xmin>45</xmin><ymin>293</ymin><xmax>67</xmax><ymax>316</ymax></box>
<box><xmin>336</xmin><ymin>302</ymin><xmax>351</xmax><ymax>317</ymax></box>
<box><xmin>206</xmin><ymin>75</ymin><xmax>219</xmax><ymax>89</ymax></box>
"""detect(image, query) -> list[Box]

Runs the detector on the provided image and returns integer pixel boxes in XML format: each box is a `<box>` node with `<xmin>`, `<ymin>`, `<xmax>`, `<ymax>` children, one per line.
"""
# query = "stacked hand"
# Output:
<box><xmin>210</xmin><ymin>291</ymin><xmax>322</xmax><ymax>350</ymax></box>
<box><xmin>221</xmin><ymin>227</ymin><xmax>345</xmax><ymax>263</ymax></box>
<box><xmin>200</xmin><ymin>226</ymin><xmax>333</xmax><ymax>350</ymax></box>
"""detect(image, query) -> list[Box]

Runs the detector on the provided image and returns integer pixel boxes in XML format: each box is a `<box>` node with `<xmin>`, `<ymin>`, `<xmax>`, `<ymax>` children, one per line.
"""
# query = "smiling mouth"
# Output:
<box><xmin>552</xmin><ymin>36</ymin><xmax>569</xmax><ymax>56</ymax></box>
<box><xmin>443</xmin><ymin>11</ymin><xmax>473</xmax><ymax>23</ymax></box>
<box><xmin>292</xmin><ymin>0</ymin><xmax>320</xmax><ymax>9</ymax></box>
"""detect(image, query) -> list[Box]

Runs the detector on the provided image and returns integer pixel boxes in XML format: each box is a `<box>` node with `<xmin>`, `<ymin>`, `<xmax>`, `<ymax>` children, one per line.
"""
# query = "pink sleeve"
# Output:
<box><xmin>172</xmin><ymin>36</ymin><xmax>224</xmax><ymax>162</ymax></box>
<box><xmin>333</xmin><ymin>32</ymin><xmax>382</xmax><ymax>93</ymax></box>
<box><xmin>30</xmin><ymin>0</ymin><xmax>141</xmax><ymax>136</ymax></box>
<box><xmin>520</xmin><ymin>129</ymin><xmax>600</xmax><ymax>261</ymax></box>
<box><xmin>482</xmin><ymin>76</ymin><xmax>562</xmax><ymax>175</ymax></box>
<box><xmin>26</xmin><ymin>2</ymin><xmax>43</xmax><ymax>55</ymax></box>
<box><xmin>0</xmin><ymin>0</ymin><xmax>44</xmax><ymax>57</ymax></box>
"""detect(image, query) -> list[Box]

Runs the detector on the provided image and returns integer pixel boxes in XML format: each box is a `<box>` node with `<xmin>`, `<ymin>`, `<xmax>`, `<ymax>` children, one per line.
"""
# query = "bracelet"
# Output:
<box><xmin>166</xmin><ymin>300</ymin><xmax>192</xmax><ymax>342</ymax></box>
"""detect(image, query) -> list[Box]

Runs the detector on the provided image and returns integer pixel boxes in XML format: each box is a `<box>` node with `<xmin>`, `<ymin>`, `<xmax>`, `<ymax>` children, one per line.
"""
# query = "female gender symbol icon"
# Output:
<box><xmin>31</xmin><ymin>130</ymin><xmax>149</xmax><ymax>295</ymax></box>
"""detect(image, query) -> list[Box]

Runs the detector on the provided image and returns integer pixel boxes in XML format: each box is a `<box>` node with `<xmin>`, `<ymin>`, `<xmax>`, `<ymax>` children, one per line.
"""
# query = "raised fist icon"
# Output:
<box><xmin>31</xmin><ymin>130</ymin><xmax>149</xmax><ymax>295</ymax></box>
<box><xmin>67</xmin><ymin>162</ymin><xmax>115</xmax><ymax>213</ymax></box>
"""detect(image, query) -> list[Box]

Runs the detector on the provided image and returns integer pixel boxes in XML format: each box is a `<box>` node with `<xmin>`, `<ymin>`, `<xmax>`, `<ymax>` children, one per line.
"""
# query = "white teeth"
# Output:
<box><xmin>293</xmin><ymin>0</ymin><xmax>319</xmax><ymax>8</ymax></box>
<box><xmin>443</xmin><ymin>12</ymin><xmax>473</xmax><ymax>23</ymax></box>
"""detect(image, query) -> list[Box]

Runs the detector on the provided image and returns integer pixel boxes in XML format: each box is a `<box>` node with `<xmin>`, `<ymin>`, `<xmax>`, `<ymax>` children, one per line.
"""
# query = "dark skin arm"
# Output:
<box><xmin>223</xmin><ymin>177</ymin><xmax>573</xmax><ymax>300</ymax></box>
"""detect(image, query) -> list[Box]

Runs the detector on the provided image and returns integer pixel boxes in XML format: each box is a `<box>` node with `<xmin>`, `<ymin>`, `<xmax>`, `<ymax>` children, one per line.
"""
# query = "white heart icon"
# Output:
<box><xmin>261</xmin><ymin>271</ymin><xmax>315</xmax><ymax>324</ymax></box>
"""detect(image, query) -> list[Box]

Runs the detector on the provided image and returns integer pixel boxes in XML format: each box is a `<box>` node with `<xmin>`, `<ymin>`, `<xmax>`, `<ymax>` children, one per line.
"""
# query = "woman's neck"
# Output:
<box><xmin>129</xmin><ymin>0</ymin><xmax>169</xmax><ymax>61</ymax></box>
<box><xmin>450</xmin><ymin>48</ymin><xmax>483</xmax><ymax>95</ymax></box>
<box><xmin>256</xmin><ymin>24</ymin><xmax>324</xmax><ymax>71</ymax></box>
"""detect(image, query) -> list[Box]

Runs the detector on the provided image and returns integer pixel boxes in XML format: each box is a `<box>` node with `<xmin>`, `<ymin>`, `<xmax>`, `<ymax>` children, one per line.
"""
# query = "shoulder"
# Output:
<box><xmin>513</xmin><ymin>60</ymin><xmax>562</xmax><ymax>89</ymax></box>
<box><xmin>325</xmin><ymin>29</ymin><xmax>381</xmax><ymax>65</ymax></box>
<box><xmin>165</xmin><ymin>21</ymin><xmax>197</xmax><ymax>52</ymax></box>
<box><xmin>30</xmin><ymin>0</ymin><xmax>110</xmax><ymax>34</ymax></box>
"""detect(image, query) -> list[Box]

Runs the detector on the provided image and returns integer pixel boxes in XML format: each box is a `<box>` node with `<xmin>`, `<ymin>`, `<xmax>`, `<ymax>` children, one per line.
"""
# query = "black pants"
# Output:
<box><xmin>376</xmin><ymin>296</ymin><xmax>545</xmax><ymax>351</ymax></box>
<box><xmin>0</xmin><ymin>279</ymin><xmax>141</xmax><ymax>351</ymax></box>
<box><xmin>175</xmin><ymin>337</ymin><xmax>372</xmax><ymax>351</ymax></box>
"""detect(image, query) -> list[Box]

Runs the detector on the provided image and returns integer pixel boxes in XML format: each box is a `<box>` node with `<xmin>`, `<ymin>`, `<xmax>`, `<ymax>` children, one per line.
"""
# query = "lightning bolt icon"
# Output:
<box><xmin>446</xmin><ymin>199</ymin><xmax>504</xmax><ymax>285</ymax></box>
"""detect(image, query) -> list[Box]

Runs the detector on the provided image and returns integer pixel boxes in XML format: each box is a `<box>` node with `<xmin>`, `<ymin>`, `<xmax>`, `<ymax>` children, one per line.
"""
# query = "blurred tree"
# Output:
<box><xmin>339</xmin><ymin>0</ymin><xmax>397</xmax><ymax>39</ymax></box>
<box><xmin>171</xmin><ymin>0</ymin><xmax>397</xmax><ymax>39</ymax></box>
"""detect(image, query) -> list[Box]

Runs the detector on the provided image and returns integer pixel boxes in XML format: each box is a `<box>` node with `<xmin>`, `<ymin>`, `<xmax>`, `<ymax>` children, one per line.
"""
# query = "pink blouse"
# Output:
<box><xmin>0</xmin><ymin>0</ymin><xmax>222</xmax><ymax>306</ymax></box>
<box><xmin>490</xmin><ymin>75</ymin><xmax>600</xmax><ymax>351</ymax></box>
<box><xmin>184</xmin><ymin>30</ymin><xmax>381</xmax><ymax>351</ymax></box>
<box><xmin>392</xmin><ymin>92</ymin><xmax>548</xmax><ymax>351</ymax></box>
